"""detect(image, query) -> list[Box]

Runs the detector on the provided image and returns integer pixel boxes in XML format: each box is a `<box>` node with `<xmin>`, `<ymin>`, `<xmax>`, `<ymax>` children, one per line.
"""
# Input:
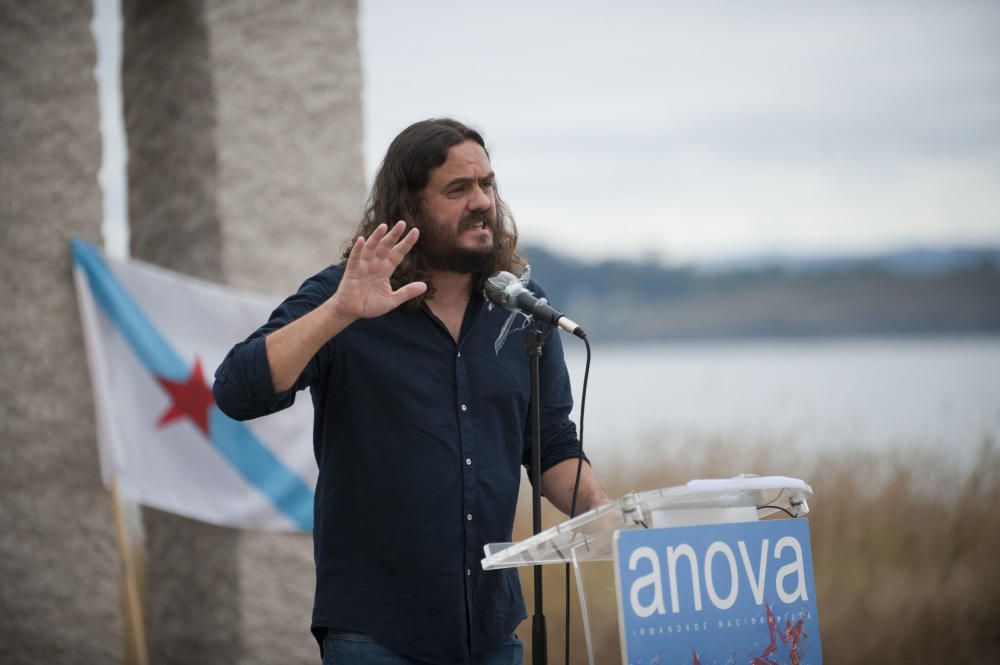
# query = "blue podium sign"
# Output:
<box><xmin>614</xmin><ymin>519</ymin><xmax>821</xmax><ymax>665</ymax></box>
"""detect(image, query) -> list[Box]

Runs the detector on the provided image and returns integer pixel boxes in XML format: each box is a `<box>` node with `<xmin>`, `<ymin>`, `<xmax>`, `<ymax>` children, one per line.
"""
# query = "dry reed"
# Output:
<box><xmin>511</xmin><ymin>437</ymin><xmax>1000</xmax><ymax>664</ymax></box>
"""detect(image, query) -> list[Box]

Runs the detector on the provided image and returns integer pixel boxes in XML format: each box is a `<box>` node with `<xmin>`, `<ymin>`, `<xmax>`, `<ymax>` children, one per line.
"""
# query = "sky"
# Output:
<box><xmin>92</xmin><ymin>0</ymin><xmax>127</xmax><ymax>259</ymax></box>
<box><xmin>360</xmin><ymin>0</ymin><xmax>1000</xmax><ymax>263</ymax></box>
<box><xmin>93</xmin><ymin>1</ymin><xmax>1000</xmax><ymax>264</ymax></box>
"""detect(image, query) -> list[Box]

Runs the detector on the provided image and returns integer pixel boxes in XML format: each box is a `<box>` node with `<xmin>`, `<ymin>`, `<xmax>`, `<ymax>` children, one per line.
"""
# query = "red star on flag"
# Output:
<box><xmin>155</xmin><ymin>357</ymin><xmax>215</xmax><ymax>437</ymax></box>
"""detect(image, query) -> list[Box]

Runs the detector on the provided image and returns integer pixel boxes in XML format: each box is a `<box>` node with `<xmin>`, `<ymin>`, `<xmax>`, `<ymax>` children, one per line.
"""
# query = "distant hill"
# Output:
<box><xmin>520</xmin><ymin>245</ymin><xmax>1000</xmax><ymax>341</ymax></box>
<box><xmin>696</xmin><ymin>247</ymin><xmax>1000</xmax><ymax>276</ymax></box>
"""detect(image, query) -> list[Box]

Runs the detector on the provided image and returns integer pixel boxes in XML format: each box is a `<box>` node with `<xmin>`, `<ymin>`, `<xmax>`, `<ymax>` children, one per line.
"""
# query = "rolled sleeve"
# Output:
<box><xmin>213</xmin><ymin>335</ymin><xmax>297</xmax><ymax>421</ymax></box>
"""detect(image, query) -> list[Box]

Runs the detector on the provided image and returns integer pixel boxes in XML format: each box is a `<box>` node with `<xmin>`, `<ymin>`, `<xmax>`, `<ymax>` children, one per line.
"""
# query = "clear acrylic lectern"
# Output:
<box><xmin>481</xmin><ymin>475</ymin><xmax>813</xmax><ymax>665</ymax></box>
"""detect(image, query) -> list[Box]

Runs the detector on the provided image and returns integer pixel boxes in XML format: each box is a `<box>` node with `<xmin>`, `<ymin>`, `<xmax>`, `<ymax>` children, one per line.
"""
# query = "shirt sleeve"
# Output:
<box><xmin>521</xmin><ymin>281</ymin><xmax>588</xmax><ymax>477</ymax></box>
<box><xmin>212</xmin><ymin>266</ymin><xmax>341</xmax><ymax>421</ymax></box>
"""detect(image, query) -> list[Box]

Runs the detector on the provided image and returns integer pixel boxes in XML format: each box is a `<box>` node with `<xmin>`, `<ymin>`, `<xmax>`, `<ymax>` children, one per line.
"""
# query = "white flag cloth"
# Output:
<box><xmin>72</xmin><ymin>239</ymin><xmax>316</xmax><ymax>532</ymax></box>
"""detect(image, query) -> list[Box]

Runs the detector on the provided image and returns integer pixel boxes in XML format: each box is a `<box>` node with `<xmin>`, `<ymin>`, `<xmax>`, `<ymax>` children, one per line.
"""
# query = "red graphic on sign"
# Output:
<box><xmin>155</xmin><ymin>356</ymin><xmax>215</xmax><ymax>436</ymax></box>
<box><xmin>750</xmin><ymin>604</ymin><xmax>807</xmax><ymax>665</ymax></box>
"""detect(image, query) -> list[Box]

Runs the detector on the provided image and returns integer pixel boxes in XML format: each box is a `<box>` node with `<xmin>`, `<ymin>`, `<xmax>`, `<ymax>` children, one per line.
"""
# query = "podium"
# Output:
<box><xmin>482</xmin><ymin>476</ymin><xmax>818</xmax><ymax>665</ymax></box>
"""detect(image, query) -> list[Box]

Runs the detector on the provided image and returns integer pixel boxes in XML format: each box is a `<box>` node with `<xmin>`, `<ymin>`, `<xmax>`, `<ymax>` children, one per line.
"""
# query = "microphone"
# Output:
<box><xmin>484</xmin><ymin>271</ymin><xmax>586</xmax><ymax>339</ymax></box>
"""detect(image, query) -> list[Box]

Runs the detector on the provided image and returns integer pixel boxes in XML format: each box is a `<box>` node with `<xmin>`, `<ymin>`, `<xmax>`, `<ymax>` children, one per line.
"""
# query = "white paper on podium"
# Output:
<box><xmin>482</xmin><ymin>475</ymin><xmax>812</xmax><ymax>571</ymax></box>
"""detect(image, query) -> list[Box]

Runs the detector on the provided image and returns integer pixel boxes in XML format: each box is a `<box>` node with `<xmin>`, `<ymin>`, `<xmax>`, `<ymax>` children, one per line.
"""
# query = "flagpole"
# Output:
<box><xmin>110</xmin><ymin>475</ymin><xmax>150</xmax><ymax>665</ymax></box>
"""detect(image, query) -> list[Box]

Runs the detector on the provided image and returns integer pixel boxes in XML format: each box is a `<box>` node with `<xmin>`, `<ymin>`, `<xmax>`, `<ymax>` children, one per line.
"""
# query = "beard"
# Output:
<box><xmin>417</xmin><ymin>208</ymin><xmax>499</xmax><ymax>274</ymax></box>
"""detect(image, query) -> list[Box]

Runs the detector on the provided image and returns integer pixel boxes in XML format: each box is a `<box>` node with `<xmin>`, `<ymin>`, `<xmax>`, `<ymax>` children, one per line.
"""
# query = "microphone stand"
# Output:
<box><xmin>525</xmin><ymin>324</ymin><xmax>555</xmax><ymax>665</ymax></box>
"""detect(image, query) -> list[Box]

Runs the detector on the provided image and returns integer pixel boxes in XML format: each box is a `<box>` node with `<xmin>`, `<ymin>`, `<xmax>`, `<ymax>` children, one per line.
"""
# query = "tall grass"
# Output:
<box><xmin>512</xmin><ymin>438</ymin><xmax>1000</xmax><ymax>664</ymax></box>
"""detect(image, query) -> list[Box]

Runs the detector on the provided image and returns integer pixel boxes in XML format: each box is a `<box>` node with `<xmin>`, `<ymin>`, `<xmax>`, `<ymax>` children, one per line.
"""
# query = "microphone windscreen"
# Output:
<box><xmin>484</xmin><ymin>271</ymin><xmax>522</xmax><ymax>309</ymax></box>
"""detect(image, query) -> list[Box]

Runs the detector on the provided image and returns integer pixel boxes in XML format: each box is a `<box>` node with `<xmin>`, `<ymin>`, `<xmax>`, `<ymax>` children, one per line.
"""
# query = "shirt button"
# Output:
<box><xmin>465</xmin><ymin>458</ymin><xmax>472</xmax><ymax>466</ymax></box>
<box><xmin>466</xmin><ymin>513</ymin><xmax>473</xmax><ymax>521</ymax></box>
<box><xmin>466</xmin><ymin>568</ymin><xmax>472</xmax><ymax>576</ymax></box>
<box><xmin>461</xmin><ymin>404</ymin><xmax>468</xmax><ymax>412</ymax></box>
<box><xmin>457</xmin><ymin>351</ymin><xmax>462</xmax><ymax>358</ymax></box>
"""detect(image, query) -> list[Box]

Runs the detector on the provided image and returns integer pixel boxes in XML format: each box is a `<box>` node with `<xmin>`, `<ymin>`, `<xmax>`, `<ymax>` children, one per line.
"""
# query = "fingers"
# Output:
<box><xmin>387</xmin><ymin>226</ymin><xmax>420</xmax><ymax>265</ymax></box>
<box><xmin>346</xmin><ymin>221</ymin><xmax>417</xmax><ymax>277</ymax></box>
<box><xmin>359</xmin><ymin>223</ymin><xmax>390</xmax><ymax>263</ymax></box>
<box><xmin>392</xmin><ymin>280</ymin><xmax>428</xmax><ymax>306</ymax></box>
<box><xmin>374</xmin><ymin>220</ymin><xmax>408</xmax><ymax>260</ymax></box>
<box><xmin>343</xmin><ymin>234</ymin><xmax>365</xmax><ymax>272</ymax></box>
<box><xmin>346</xmin><ymin>223</ymin><xmax>386</xmax><ymax>272</ymax></box>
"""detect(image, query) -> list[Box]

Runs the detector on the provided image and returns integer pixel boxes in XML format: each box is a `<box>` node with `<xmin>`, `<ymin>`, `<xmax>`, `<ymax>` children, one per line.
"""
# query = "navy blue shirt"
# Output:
<box><xmin>212</xmin><ymin>264</ymin><xmax>582</xmax><ymax>665</ymax></box>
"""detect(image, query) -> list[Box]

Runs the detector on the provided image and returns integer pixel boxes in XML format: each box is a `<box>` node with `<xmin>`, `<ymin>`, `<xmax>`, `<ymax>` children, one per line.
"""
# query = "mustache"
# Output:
<box><xmin>459</xmin><ymin>210</ymin><xmax>494</xmax><ymax>231</ymax></box>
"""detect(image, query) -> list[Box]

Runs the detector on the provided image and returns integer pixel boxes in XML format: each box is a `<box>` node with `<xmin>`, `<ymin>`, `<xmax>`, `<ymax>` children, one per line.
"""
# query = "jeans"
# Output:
<box><xmin>322</xmin><ymin>631</ymin><xmax>523</xmax><ymax>665</ymax></box>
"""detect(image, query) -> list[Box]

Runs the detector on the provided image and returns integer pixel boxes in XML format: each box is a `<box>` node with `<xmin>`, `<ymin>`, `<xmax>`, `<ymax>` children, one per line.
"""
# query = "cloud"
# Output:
<box><xmin>362</xmin><ymin>0</ymin><xmax>1000</xmax><ymax>259</ymax></box>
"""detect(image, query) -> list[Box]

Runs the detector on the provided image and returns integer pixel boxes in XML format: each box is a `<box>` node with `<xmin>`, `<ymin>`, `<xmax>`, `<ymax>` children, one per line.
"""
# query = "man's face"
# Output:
<box><xmin>416</xmin><ymin>139</ymin><xmax>498</xmax><ymax>273</ymax></box>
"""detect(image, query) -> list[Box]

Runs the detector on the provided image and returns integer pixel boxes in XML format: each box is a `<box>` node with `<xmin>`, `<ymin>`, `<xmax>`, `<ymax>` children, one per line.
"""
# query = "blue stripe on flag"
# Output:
<box><xmin>72</xmin><ymin>238</ymin><xmax>188</xmax><ymax>381</ymax></box>
<box><xmin>72</xmin><ymin>238</ymin><xmax>314</xmax><ymax>531</ymax></box>
<box><xmin>210</xmin><ymin>409</ymin><xmax>313</xmax><ymax>531</ymax></box>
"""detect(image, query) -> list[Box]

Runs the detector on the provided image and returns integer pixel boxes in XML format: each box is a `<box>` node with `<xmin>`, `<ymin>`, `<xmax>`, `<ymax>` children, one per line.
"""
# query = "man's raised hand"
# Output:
<box><xmin>330</xmin><ymin>221</ymin><xmax>427</xmax><ymax>321</ymax></box>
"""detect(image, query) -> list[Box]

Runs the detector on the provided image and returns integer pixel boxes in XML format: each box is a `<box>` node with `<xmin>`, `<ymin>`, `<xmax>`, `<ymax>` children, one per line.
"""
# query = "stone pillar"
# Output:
<box><xmin>209</xmin><ymin>4</ymin><xmax>364</xmax><ymax>660</ymax></box>
<box><xmin>122</xmin><ymin>1</ymin><xmax>363</xmax><ymax>663</ymax></box>
<box><xmin>122</xmin><ymin>4</ymin><xmax>238</xmax><ymax>663</ymax></box>
<box><xmin>206</xmin><ymin>0</ymin><xmax>365</xmax><ymax>295</ymax></box>
<box><xmin>0</xmin><ymin>3</ymin><xmax>121</xmax><ymax>665</ymax></box>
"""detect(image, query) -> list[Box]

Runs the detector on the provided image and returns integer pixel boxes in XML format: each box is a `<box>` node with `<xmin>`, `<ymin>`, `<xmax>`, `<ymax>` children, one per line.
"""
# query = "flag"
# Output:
<box><xmin>72</xmin><ymin>239</ymin><xmax>316</xmax><ymax>532</ymax></box>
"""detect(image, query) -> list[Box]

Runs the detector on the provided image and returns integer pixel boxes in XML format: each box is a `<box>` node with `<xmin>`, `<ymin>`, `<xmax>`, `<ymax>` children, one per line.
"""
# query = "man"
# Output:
<box><xmin>213</xmin><ymin>118</ymin><xmax>607</xmax><ymax>665</ymax></box>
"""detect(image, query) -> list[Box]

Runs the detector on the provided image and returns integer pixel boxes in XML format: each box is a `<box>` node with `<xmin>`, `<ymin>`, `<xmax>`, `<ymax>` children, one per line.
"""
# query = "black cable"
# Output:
<box><xmin>565</xmin><ymin>334</ymin><xmax>591</xmax><ymax>665</ymax></box>
<box><xmin>756</xmin><ymin>504</ymin><xmax>798</xmax><ymax>518</ymax></box>
<box><xmin>569</xmin><ymin>335</ymin><xmax>590</xmax><ymax>521</ymax></box>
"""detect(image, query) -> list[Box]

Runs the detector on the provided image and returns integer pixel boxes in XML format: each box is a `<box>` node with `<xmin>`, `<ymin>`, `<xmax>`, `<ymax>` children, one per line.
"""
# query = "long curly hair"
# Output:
<box><xmin>342</xmin><ymin>118</ymin><xmax>525</xmax><ymax>303</ymax></box>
